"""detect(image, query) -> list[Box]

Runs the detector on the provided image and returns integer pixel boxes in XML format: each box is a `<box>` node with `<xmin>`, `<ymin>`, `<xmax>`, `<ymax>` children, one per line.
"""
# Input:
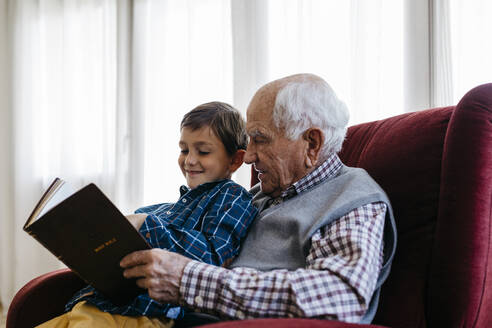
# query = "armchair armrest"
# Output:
<box><xmin>7</xmin><ymin>268</ymin><xmax>85</xmax><ymax>328</ymax></box>
<box><xmin>8</xmin><ymin>270</ymin><xmax>389</xmax><ymax>328</ymax></box>
<box><xmin>197</xmin><ymin>318</ymin><xmax>389</xmax><ymax>328</ymax></box>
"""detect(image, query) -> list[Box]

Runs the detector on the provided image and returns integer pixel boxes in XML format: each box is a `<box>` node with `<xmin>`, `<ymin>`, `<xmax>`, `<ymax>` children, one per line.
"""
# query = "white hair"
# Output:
<box><xmin>272</xmin><ymin>78</ymin><xmax>350</xmax><ymax>157</ymax></box>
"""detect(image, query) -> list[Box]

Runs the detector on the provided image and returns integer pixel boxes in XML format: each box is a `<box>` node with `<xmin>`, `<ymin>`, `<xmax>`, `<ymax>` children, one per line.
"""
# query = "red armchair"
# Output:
<box><xmin>7</xmin><ymin>83</ymin><xmax>492</xmax><ymax>328</ymax></box>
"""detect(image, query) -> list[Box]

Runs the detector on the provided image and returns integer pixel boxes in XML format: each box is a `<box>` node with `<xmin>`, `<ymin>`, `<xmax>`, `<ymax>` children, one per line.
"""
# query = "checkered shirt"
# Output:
<box><xmin>275</xmin><ymin>152</ymin><xmax>343</xmax><ymax>204</ymax></box>
<box><xmin>65</xmin><ymin>179</ymin><xmax>257</xmax><ymax>318</ymax></box>
<box><xmin>179</xmin><ymin>154</ymin><xmax>387</xmax><ymax>323</ymax></box>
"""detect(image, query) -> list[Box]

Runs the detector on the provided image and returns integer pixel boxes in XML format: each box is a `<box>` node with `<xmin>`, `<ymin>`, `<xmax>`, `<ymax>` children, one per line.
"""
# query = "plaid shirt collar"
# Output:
<box><xmin>280</xmin><ymin>153</ymin><xmax>343</xmax><ymax>200</ymax></box>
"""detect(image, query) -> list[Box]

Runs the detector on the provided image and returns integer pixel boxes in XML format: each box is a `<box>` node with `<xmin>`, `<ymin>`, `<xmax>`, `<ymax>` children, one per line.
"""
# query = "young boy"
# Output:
<box><xmin>38</xmin><ymin>102</ymin><xmax>257</xmax><ymax>327</ymax></box>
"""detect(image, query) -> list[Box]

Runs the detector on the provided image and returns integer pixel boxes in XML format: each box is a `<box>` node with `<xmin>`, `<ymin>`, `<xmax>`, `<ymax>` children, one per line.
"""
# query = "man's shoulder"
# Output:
<box><xmin>325</xmin><ymin>165</ymin><xmax>391</xmax><ymax>211</ymax></box>
<box><xmin>336</xmin><ymin>165</ymin><xmax>383</xmax><ymax>191</ymax></box>
<box><xmin>249</xmin><ymin>182</ymin><xmax>262</xmax><ymax>195</ymax></box>
<box><xmin>248</xmin><ymin>182</ymin><xmax>269</xmax><ymax>205</ymax></box>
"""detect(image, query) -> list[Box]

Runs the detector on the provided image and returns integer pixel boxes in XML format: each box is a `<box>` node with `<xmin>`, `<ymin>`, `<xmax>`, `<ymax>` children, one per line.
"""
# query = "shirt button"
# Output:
<box><xmin>236</xmin><ymin>310</ymin><xmax>245</xmax><ymax>319</ymax></box>
<box><xmin>182</xmin><ymin>198</ymin><xmax>187</xmax><ymax>203</ymax></box>
<box><xmin>145</xmin><ymin>232</ymin><xmax>150</xmax><ymax>238</ymax></box>
<box><xmin>166</xmin><ymin>211</ymin><xmax>172</xmax><ymax>215</ymax></box>
<box><xmin>195</xmin><ymin>295</ymin><xmax>203</xmax><ymax>306</ymax></box>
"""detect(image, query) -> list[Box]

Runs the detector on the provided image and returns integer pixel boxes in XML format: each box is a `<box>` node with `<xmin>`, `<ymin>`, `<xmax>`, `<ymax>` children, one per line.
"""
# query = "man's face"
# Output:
<box><xmin>244</xmin><ymin>95</ymin><xmax>307</xmax><ymax>198</ymax></box>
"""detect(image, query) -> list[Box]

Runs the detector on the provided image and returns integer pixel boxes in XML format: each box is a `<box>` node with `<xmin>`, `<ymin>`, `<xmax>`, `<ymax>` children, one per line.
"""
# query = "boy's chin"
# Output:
<box><xmin>186</xmin><ymin>177</ymin><xmax>204</xmax><ymax>190</ymax></box>
<box><xmin>186</xmin><ymin>177</ymin><xmax>228</xmax><ymax>189</ymax></box>
<box><xmin>187</xmin><ymin>182</ymin><xmax>199</xmax><ymax>189</ymax></box>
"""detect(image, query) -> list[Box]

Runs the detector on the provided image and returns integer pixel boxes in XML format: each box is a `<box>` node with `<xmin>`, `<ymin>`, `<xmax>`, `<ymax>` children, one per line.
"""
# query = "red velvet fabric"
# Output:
<box><xmin>8</xmin><ymin>84</ymin><xmax>492</xmax><ymax>328</ymax></box>
<box><xmin>6</xmin><ymin>268</ymin><xmax>86</xmax><ymax>328</ymax></box>
<box><xmin>339</xmin><ymin>106</ymin><xmax>454</xmax><ymax>328</ymax></box>
<box><xmin>197</xmin><ymin>318</ymin><xmax>388</xmax><ymax>328</ymax></box>
<box><xmin>428</xmin><ymin>84</ymin><xmax>492</xmax><ymax>327</ymax></box>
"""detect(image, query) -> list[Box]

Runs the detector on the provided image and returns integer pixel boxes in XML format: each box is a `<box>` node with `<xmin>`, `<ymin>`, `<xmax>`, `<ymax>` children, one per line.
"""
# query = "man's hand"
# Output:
<box><xmin>120</xmin><ymin>249</ymin><xmax>192</xmax><ymax>304</ymax></box>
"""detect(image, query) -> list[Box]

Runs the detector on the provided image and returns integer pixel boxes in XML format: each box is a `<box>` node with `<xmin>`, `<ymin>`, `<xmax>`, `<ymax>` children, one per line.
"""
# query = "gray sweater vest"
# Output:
<box><xmin>231</xmin><ymin>165</ymin><xmax>397</xmax><ymax>323</ymax></box>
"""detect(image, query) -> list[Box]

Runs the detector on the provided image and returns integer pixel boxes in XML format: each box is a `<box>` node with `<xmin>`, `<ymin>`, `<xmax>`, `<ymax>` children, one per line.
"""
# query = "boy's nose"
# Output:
<box><xmin>185</xmin><ymin>153</ymin><xmax>197</xmax><ymax>166</ymax></box>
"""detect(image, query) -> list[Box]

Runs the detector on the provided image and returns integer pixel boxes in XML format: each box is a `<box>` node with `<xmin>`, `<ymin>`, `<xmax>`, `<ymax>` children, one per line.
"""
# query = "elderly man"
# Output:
<box><xmin>121</xmin><ymin>73</ymin><xmax>397</xmax><ymax>324</ymax></box>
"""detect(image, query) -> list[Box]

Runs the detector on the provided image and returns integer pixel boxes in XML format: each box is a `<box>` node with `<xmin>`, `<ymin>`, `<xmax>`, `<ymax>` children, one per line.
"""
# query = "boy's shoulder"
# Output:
<box><xmin>192</xmin><ymin>179</ymin><xmax>254</xmax><ymax>206</ymax></box>
<box><xmin>203</xmin><ymin>178</ymin><xmax>250</xmax><ymax>195</ymax></box>
<box><xmin>177</xmin><ymin>179</ymin><xmax>250</xmax><ymax>200</ymax></box>
<box><xmin>135</xmin><ymin>202</ymin><xmax>172</xmax><ymax>214</ymax></box>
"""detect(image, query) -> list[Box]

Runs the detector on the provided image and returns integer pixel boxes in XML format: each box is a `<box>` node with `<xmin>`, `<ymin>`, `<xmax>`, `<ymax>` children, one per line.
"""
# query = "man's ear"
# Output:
<box><xmin>229</xmin><ymin>149</ymin><xmax>246</xmax><ymax>173</ymax></box>
<box><xmin>303</xmin><ymin>128</ymin><xmax>324</xmax><ymax>168</ymax></box>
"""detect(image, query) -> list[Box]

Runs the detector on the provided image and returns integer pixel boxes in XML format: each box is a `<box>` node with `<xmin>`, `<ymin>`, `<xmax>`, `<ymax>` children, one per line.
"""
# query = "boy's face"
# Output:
<box><xmin>179</xmin><ymin>126</ymin><xmax>235</xmax><ymax>189</ymax></box>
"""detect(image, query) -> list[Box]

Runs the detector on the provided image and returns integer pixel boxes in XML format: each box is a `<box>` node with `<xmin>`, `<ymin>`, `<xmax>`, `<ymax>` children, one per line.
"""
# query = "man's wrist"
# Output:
<box><xmin>179</xmin><ymin>260</ymin><xmax>225</xmax><ymax>312</ymax></box>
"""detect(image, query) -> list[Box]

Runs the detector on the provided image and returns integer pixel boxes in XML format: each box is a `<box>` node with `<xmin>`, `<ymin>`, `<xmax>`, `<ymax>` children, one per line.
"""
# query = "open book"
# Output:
<box><xmin>24</xmin><ymin>178</ymin><xmax>151</xmax><ymax>306</ymax></box>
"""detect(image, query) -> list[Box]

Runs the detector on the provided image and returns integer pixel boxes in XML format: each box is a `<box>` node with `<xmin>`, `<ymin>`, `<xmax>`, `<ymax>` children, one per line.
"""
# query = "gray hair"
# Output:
<box><xmin>272</xmin><ymin>78</ymin><xmax>350</xmax><ymax>158</ymax></box>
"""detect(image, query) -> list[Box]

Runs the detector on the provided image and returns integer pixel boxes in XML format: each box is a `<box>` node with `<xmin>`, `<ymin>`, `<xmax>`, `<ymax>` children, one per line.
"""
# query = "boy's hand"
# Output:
<box><xmin>120</xmin><ymin>249</ymin><xmax>191</xmax><ymax>304</ymax></box>
<box><xmin>126</xmin><ymin>214</ymin><xmax>148</xmax><ymax>230</ymax></box>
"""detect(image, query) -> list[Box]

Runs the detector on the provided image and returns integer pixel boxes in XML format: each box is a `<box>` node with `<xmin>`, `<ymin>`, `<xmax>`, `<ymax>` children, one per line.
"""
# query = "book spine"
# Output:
<box><xmin>25</xmin><ymin>229</ymin><xmax>65</xmax><ymax>262</ymax></box>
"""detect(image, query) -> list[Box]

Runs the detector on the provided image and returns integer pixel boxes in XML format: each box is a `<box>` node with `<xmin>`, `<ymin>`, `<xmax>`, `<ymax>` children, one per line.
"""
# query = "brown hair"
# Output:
<box><xmin>180</xmin><ymin>102</ymin><xmax>248</xmax><ymax>155</ymax></box>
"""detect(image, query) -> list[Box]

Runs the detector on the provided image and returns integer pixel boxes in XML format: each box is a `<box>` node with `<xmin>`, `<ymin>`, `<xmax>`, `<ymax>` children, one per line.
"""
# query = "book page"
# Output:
<box><xmin>37</xmin><ymin>181</ymin><xmax>76</xmax><ymax>218</ymax></box>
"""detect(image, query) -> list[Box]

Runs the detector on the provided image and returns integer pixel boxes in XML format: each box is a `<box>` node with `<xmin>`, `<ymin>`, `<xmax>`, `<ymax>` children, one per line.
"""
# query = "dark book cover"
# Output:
<box><xmin>24</xmin><ymin>182</ymin><xmax>151</xmax><ymax>306</ymax></box>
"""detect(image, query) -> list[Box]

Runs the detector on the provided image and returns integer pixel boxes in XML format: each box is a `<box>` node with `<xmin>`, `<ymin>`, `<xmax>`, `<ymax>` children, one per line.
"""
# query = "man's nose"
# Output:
<box><xmin>243</xmin><ymin>144</ymin><xmax>256</xmax><ymax>164</ymax></box>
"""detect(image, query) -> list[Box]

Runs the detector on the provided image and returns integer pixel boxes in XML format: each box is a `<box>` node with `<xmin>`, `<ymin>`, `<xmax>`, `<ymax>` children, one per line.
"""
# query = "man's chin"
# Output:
<box><xmin>259</xmin><ymin>182</ymin><xmax>280</xmax><ymax>197</ymax></box>
<box><xmin>259</xmin><ymin>181</ymin><xmax>269</xmax><ymax>193</ymax></box>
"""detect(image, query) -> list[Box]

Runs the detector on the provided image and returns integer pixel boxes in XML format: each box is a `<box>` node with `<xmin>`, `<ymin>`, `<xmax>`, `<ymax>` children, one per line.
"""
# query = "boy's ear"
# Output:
<box><xmin>229</xmin><ymin>149</ymin><xmax>246</xmax><ymax>173</ymax></box>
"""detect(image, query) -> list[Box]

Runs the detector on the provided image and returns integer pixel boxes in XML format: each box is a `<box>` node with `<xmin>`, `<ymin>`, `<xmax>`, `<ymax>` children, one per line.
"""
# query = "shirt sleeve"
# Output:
<box><xmin>179</xmin><ymin>202</ymin><xmax>387</xmax><ymax>323</ymax></box>
<box><xmin>139</xmin><ymin>184</ymin><xmax>257</xmax><ymax>266</ymax></box>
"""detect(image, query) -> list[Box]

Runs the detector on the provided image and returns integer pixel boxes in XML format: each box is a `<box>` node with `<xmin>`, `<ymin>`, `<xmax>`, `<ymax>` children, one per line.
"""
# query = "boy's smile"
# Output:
<box><xmin>178</xmin><ymin>126</ymin><xmax>235</xmax><ymax>189</ymax></box>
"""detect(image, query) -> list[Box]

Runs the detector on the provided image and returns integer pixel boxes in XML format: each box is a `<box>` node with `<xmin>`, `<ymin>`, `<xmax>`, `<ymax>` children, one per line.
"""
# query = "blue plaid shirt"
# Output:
<box><xmin>65</xmin><ymin>179</ymin><xmax>257</xmax><ymax>319</ymax></box>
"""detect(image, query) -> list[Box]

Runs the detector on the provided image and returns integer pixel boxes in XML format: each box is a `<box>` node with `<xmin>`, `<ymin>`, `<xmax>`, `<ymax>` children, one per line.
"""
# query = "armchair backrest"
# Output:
<box><xmin>338</xmin><ymin>83</ymin><xmax>492</xmax><ymax>327</ymax></box>
<box><xmin>250</xmin><ymin>83</ymin><xmax>492</xmax><ymax>327</ymax></box>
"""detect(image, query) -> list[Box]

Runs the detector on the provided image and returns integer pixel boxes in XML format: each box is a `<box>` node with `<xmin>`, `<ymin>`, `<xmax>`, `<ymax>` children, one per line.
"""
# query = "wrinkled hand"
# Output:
<box><xmin>120</xmin><ymin>249</ymin><xmax>191</xmax><ymax>304</ymax></box>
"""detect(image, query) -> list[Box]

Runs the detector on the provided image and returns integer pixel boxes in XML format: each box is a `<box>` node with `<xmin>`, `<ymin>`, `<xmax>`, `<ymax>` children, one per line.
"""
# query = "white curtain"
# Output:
<box><xmin>431</xmin><ymin>0</ymin><xmax>454</xmax><ymax>107</ymax></box>
<box><xmin>134</xmin><ymin>0</ymin><xmax>234</xmax><ymax>205</ymax></box>
<box><xmin>268</xmin><ymin>0</ymin><xmax>404</xmax><ymax>125</ymax></box>
<box><xmin>432</xmin><ymin>0</ymin><xmax>492</xmax><ymax>106</ymax></box>
<box><xmin>232</xmin><ymin>0</ymin><xmax>404</xmax><ymax>125</ymax></box>
<box><xmin>2</xmin><ymin>0</ymin><xmax>122</xmax><ymax>311</ymax></box>
<box><xmin>0</xmin><ymin>0</ymin><xmax>13</xmax><ymax>315</ymax></box>
<box><xmin>448</xmin><ymin>0</ymin><xmax>492</xmax><ymax>103</ymax></box>
<box><xmin>0</xmin><ymin>0</ymin><xmax>234</xmax><ymax>311</ymax></box>
<box><xmin>2</xmin><ymin>0</ymin><xmax>491</xmax><ymax>314</ymax></box>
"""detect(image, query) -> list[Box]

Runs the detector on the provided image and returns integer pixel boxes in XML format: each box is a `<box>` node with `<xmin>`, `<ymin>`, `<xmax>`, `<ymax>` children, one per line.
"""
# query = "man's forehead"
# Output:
<box><xmin>248</xmin><ymin>92</ymin><xmax>273</xmax><ymax>114</ymax></box>
<box><xmin>245</xmin><ymin>87</ymin><xmax>280</xmax><ymax>136</ymax></box>
<box><xmin>246</xmin><ymin>120</ymin><xmax>270</xmax><ymax>136</ymax></box>
<box><xmin>246</xmin><ymin>87</ymin><xmax>277</xmax><ymax>125</ymax></box>
<box><xmin>246</xmin><ymin>75</ymin><xmax>298</xmax><ymax>118</ymax></box>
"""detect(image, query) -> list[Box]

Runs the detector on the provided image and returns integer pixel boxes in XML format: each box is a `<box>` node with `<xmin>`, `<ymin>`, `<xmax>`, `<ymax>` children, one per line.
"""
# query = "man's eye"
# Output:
<box><xmin>180</xmin><ymin>149</ymin><xmax>189</xmax><ymax>154</ymax></box>
<box><xmin>199</xmin><ymin>151</ymin><xmax>210</xmax><ymax>155</ymax></box>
